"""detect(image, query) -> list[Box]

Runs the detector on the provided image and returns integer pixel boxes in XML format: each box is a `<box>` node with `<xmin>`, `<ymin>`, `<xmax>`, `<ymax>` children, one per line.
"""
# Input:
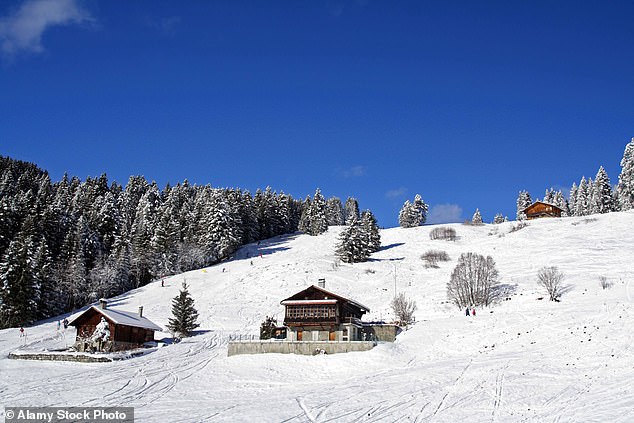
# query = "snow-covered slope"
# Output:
<box><xmin>1</xmin><ymin>212</ymin><xmax>634</xmax><ymax>422</ymax></box>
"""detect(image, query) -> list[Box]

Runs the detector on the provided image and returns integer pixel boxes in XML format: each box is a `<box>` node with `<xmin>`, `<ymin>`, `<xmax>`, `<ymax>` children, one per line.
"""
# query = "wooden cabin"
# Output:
<box><xmin>523</xmin><ymin>201</ymin><xmax>563</xmax><ymax>220</ymax></box>
<box><xmin>280</xmin><ymin>283</ymin><xmax>370</xmax><ymax>342</ymax></box>
<box><xmin>69</xmin><ymin>299</ymin><xmax>162</xmax><ymax>352</ymax></box>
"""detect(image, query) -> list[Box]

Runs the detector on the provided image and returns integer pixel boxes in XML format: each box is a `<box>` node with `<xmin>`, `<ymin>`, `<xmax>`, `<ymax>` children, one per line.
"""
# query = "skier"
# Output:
<box><xmin>471</xmin><ymin>308</ymin><xmax>476</xmax><ymax>317</ymax></box>
<box><xmin>161</xmin><ymin>280</ymin><xmax>164</xmax><ymax>287</ymax></box>
<box><xmin>57</xmin><ymin>320</ymin><xmax>61</xmax><ymax>331</ymax></box>
<box><xmin>465</xmin><ymin>307</ymin><xmax>470</xmax><ymax>316</ymax></box>
<box><xmin>63</xmin><ymin>318</ymin><xmax>69</xmax><ymax>329</ymax></box>
<box><xmin>19</xmin><ymin>327</ymin><xmax>24</xmax><ymax>337</ymax></box>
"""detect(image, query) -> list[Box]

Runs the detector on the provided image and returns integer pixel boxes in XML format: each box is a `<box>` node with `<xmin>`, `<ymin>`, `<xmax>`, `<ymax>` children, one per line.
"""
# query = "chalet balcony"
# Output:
<box><xmin>283</xmin><ymin>316</ymin><xmax>338</xmax><ymax>326</ymax></box>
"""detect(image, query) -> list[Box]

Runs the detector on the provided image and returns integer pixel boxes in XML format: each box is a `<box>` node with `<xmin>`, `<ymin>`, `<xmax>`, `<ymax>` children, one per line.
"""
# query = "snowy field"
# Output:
<box><xmin>1</xmin><ymin>212</ymin><xmax>634</xmax><ymax>422</ymax></box>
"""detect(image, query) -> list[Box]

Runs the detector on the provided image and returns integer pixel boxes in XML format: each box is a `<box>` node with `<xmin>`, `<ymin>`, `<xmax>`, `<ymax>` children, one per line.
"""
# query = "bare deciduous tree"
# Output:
<box><xmin>537</xmin><ymin>266</ymin><xmax>565</xmax><ymax>301</ymax></box>
<box><xmin>447</xmin><ymin>252</ymin><xmax>499</xmax><ymax>308</ymax></box>
<box><xmin>391</xmin><ymin>293</ymin><xmax>417</xmax><ymax>326</ymax></box>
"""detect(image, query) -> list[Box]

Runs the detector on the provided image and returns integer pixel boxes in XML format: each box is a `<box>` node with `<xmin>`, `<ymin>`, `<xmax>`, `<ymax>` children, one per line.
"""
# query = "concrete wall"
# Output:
<box><xmin>363</xmin><ymin>324</ymin><xmax>401</xmax><ymax>342</ymax></box>
<box><xmin>228</xmin><ymin>341</ymin><xmax>376</xmax><ymax>357</ymax></box>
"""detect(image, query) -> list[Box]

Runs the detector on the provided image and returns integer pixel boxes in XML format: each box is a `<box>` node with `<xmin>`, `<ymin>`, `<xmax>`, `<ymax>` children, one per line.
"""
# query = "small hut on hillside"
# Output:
<box><xmin>69</xmin><ymin>299</ymin><xmax>162</xmax><ymax>352</ymax></box>
<box><xmin>523</xmin><ymin>201</ymin><xmax>563</xmax><ymax>220</ymax></box>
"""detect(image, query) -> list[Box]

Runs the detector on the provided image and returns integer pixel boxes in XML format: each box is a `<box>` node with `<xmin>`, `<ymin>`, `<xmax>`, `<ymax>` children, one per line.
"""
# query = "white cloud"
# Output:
<box><xmin>427</xmin><ymin>204</ymin><xmax>463</xmax><ymax>224</ymax></box>
<box><xmin>385</xmin><ymin>187</ymin><xmax>407</xmax><ymax>199</ymax></box>
<box><xmin>342</xmin><ymin>165</ymin><xmax>366</xmax><ymax>178</ymax></box>
<box><xmin>0</xmin><ymin>0</ymin><xmax>93</xmax><ymax>57</ymax></box>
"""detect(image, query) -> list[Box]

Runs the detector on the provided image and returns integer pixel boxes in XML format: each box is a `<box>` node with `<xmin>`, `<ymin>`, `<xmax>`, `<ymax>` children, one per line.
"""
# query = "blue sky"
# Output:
<box><xmin>1</xmin><ymin>0</ymin><xmax>633</xmax><ymax>228</ymax></box>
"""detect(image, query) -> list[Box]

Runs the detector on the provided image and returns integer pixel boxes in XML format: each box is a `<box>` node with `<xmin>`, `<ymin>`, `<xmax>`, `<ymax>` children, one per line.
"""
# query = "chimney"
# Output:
<box><xmin>138</xmin><ymin>306</ymin><xmax>144</xmax><ymax>318</ymax></box>
<box><xmin>318</xmin><ymin>278</ymin><xmax>326</xmax><ymax>289</ymax></box>
<box><xmin>99</xmin><ymin>299</ymin><xmax>107</xmax><ymax>310</ymax></box>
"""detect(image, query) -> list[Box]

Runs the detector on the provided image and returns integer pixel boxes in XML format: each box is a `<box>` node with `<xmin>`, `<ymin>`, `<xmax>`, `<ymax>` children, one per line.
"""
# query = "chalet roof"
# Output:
<box><xmin>281</xmin><ymin>285</ymin><xmax>370</xmax><ymax>313</ymax></box>
<box><xmin>280</xmin><ymin>299</ymin><xmax>338</xmax><ymax>305</ymax></box>
<box><xmin>69</xmin><ymin>306</ymin><xmax>163</xmax><ymax>332</ymax></box>
<box><xmin>522</xmin><ymin>201</ymin><xmax>563</xmax><ymax>213</ymax></box>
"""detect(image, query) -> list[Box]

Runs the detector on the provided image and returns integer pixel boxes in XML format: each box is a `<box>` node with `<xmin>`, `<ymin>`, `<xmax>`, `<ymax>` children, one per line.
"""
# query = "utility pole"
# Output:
<box><xmin>393</xmin><ymin>263</ymin><xmax>397</xmax><ymax>298</ymax></box>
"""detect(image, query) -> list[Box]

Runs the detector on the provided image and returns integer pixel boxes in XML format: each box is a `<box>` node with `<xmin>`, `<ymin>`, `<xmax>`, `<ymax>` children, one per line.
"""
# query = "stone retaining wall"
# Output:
<box><xmin>227</xmin><ymin>340</ymin><xmax>376</xmax><ymax>357</ymax></box>
<box><xmin>8</xmin><ymin>352</ymin><xmax>113</xmax><ymax>363</ymax></box>
<box><xmin>8</xmin><ymin>349</ymin><xmax>147</xmax><ymax>363</ymax></box>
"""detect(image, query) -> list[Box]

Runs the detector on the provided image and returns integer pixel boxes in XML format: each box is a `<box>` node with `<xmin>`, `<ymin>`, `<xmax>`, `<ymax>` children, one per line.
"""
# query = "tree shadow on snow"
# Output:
<box><xmin>379</xmin><ymin>243</ymin><xmax>405</xmax><ymax>252</ymax></box>
<box><xmin>366</xmin><ymin>257</ymin><xmax>405</xmax><ymax>262</ymax></box>
<box><xmin>234</xmin><ymin>233</ymin><xmax>300</xmax><ymax>259</ymax></box>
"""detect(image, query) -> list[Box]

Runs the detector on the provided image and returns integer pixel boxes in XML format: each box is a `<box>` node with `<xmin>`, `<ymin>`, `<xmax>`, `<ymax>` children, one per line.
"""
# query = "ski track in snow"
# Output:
<box><xmin>2</xmin><ymin>212</ymin><xmax>634</xmax><ymax>422</ymax></box>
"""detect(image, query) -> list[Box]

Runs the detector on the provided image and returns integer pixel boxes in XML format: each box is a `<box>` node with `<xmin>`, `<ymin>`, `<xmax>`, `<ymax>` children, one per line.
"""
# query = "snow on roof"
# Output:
<box><xmin>280</xmin><ymin>299</ymin><xmax>338</xmax><ymax>305</ymax></box>
<box><xmin>72</xmin><ymin>306</ymin><xmax>163</xmax><ymax>332</ymax></box>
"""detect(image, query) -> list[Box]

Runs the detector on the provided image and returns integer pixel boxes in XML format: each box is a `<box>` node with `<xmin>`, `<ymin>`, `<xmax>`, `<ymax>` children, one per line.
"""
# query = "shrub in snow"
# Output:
<box><xmin>391</xmin><ymin>293</ymin><xmax>417</xmax><ymax>326</ymax></box>
<box><xmin>421</xmin><ymin>250</ymin><xmax>450</xmax><ymax>268</ymax></box>
<box><xmin>537</xmin><ymin>266</ymin><xmax>566</xmax><ymax>301</ymax></box>
<box><xmin>429</xmin><ymin>227</ymin><xmax>457</xmax><ymax>241</ymax></box>
<box><xmin>509</xmin><ymin>222</ymin><xmax>528</xmax><ymax>232</ymax></box>
<box><xmin>447</xmin><ymin>252</ymin><xmax>499</xmax><ymax>308</ymax></box>
<box><xmin>259</xmin><ymin>316</ymin><xmax>278</xmax><ymax>340</ymax></box>
<box><xmin>599</xmin><ymin>276</ymin><xmax>613</xmax><ymax>290</ymax></box>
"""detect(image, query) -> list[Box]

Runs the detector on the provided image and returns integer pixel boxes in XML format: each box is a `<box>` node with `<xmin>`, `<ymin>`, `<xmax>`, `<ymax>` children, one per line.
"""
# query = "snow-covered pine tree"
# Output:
<box><xmin>399</xmin><ymin>199</ymin><xmax>423</xmax><ymax>228</ymax></box>
<box><xmin>0</xmin><ymin>226</ymin><xmax>39</xmax><ymax>328</ymax></box>
<box><xmin>335</xmin><ymin>217</ymin><xmax>371</xmax><ymax>263</ymax></box>
<box><xmin>617</xmin><ymin>137</ymin><xmax>634</xmax><ymax>211</ymax></box>
<box><xmin>612</xmin><ymin>189</ymin><xmax>621</xmax><ymax>212</ymax></box>
<box><xmin>575</xmin><ymin>177</ymin><xmax>589</xmax><ymax>216</ymax></box>
<box><xmin>200</xmin><ymin>190</ymin><xmax>243</xmax><ymax>262</ymax></box>
<box><xmin>360</xmin><ymin>210</ymin><xmax>381</xmax><ymax>253</ymax></box>
<box><xmin>593</xmin><ymin>166</ymin><xmax>613</xmax><ymax>214</ymax></box>
<box><xmin>275</xmin><ymin>192</ymin><xmax>292</xmax><ymax>234</ymax></box>
<box><xmin>130</xmin><ymin>186</ymin><xmax>160</xmax><ymax>287</ymax></box>
<box><xmin>553</xmin><ymin>190</ymin><xmax>569</xmax><ymax>217</ymax></box>
<box><xmin>307</xmin><ymin>189</ymin><xmax>328</xmax><ymax>236</ymax></box>
<box><xmin>493</xmin><ymin>213</ymin><xmax>505</xmax><ymax>224</ymax></box>
<box><xmin>34</xmin><ymin>239</ymin><xmax>63</xmax><ymax>320</ymax></box>
<box><xmin>516</xmin><ymin>191</ymin><xmax>532</xmax><ymax>220</ymax></box>
<box><xmin>412</xmin><ymin>194</ymin><xmax>429</xmax><ymax>225</ymax></box>
<box><xmin>167</xmin><ymin>281</ymin><xmax>200</xmax><ymax>338</ymax></box>
<box><xmin>344</xmin><ymin>197</ymin><xmax>360</xmax><ymax>225</ymax></box>
<box><xmin>472</xmin><ymin>208</ymin><xmax>483</xmax><ymax>225</ymax></box>
<box><xmin>237</xmin><ymin>190</ymin><xmax>259</xmax><ymax>244</ymax></box>
<box><xmin>297</xmin><ymin>196</ymin><xmax>311</xmax><ymax>234</ymax></box>
<box><xmin>568</xmin><ymin>183</ymin><xmax>579</xmax><ymax>217</ymax></box>
<box><xmin>326</xmin><ymin>197</ymin><xmax>345</xmax><ymax>226</ymax></box>
<box><xmin>152</xmin><ymin>200</ymin><xmax>180</xmax><ymax>276</ymax></box>
<box><xmin>543</xmin><ymin>188</ymin><xmax>555</xmax><ymax>204</ymax></box>
<box><xmin>398</xmin><ymin>200</ymin><xmax>415</xmax><ymax>228</ymax></box>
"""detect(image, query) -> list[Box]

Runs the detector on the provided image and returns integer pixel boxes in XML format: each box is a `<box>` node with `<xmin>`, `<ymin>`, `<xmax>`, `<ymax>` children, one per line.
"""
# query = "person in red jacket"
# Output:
<box><xmin>471</xmin><ymin>308</ymin><xmax>476</xmax><ymax>316</ymax></box>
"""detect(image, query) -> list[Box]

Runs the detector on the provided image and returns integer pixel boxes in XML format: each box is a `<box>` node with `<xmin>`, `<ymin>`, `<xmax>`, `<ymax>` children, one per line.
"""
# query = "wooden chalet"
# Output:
<box><xmin>523</xmin><ymin>201</ymin><xmax>563</xmax><ymax>220</ymax></box>
<box><xmin>280</xmin><ymin>283</ymin><xmax>370</xmax><ymax>342</ymax></box>
<box><xmin>69</xmin><ymin>299</ymin><xmax>162</xmax><ymax>352</ymax></box>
